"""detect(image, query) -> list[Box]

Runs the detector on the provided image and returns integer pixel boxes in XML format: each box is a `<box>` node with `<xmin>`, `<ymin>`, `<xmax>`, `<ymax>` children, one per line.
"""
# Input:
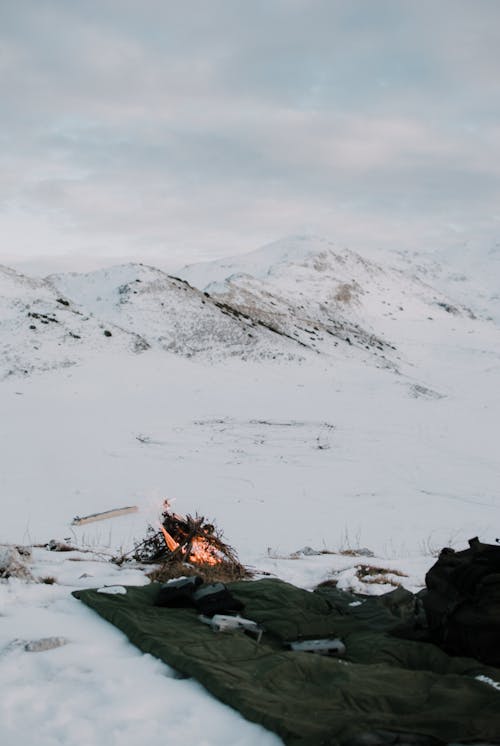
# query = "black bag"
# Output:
<box><xmin>155</xmin><ymin>578</ymin><xmax>244</xmax><ymax>617</ymax></box>
<box><xmin>192</xmin><ymin>583</ymin><xmax>244</xmax><ymax>617</ymax></box>
<box><xmin>155</xmin><ymin>575</ymin><xmax>203</xmax><ymax>607</ymax></box>
<box><xmin>423</xmin><ymin>537</ymin><xmax>500</xmax><ymax>666</ymax></box>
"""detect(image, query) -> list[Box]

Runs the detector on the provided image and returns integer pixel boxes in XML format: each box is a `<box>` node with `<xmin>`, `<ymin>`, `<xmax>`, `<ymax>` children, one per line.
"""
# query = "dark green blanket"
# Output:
<box><xmin>73</xmin><ymin>579</ymin><xmax>500</xmax><ymax>745</ymax></box>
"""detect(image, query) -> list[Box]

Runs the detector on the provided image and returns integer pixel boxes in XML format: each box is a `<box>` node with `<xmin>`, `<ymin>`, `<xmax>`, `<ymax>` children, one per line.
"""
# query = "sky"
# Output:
<box><xmin>1</xmin><ymin>0</ymin><xmax>500</xmax><ymax>272</ymax></box>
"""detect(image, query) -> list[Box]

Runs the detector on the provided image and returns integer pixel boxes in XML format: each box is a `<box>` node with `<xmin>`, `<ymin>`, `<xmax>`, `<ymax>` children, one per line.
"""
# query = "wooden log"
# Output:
<box><xmin>71</xmin><ymin>506</ymin><xmax>138</xmax><ymax>526</ymax></box>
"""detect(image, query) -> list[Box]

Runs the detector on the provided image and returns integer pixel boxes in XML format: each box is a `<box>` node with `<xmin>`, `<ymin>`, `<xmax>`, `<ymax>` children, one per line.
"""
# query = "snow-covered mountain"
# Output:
<box><xmin>0</xmin><ymin>264</ymin><xmax>147</xmax><ymax>379</ymax></box>
<box><xmin>46</xmin><ymin>258</ymin><xmax>402</xmax><ymax>370</ymax></box>
<box><xmin>180</xmin><ymin>237</ymin><xmax>478</xmax><ymax>329</ymax></box>
<box><xmin>47</xmin><ymin>263</ymin><xmax>298</xmax><ymax>363</ymax></box>
<box><xmin>180</xmin><ymin>235</ymin><xmax>490</xmax><ymax>376</ymax></box>
<box><xmin>369</xmin><ymin>240</ymin><xmax>500</xmax><ymax>324</ymax></box>
<box><xmin>3</xmin><ymin>236</ymin><xmax>499</xmax><ymax>384</ymax></box>
<box><xmin>0</xmin><ymin>261</ymin><xmax>305</xmax><ymax>381</ymax></box>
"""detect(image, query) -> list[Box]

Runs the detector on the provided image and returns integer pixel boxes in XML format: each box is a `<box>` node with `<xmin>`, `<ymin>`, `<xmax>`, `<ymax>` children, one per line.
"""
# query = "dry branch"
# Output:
<box><xmin>71</xmin><ymin>506</ymin><xmax>138</xmax><ymax>526</ymax></box>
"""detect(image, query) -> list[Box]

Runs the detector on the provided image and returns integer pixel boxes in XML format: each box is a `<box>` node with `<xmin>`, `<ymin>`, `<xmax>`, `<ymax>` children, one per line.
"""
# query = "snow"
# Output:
<box><xmin>0</xmin><ymin>550</ymin><xmax>280</xmax><ymax>746</ymax></box>
<box><xmin>1</xmin><ymin>236</ymin><xmax>500</xmax><ymax>744</ymax></box>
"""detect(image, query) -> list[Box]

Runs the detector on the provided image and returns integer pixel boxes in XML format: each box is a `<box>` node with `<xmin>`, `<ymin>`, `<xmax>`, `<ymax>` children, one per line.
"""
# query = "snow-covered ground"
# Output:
<box><xmin>1</xmin><ymin>236</ymin><xmax>499</xmax><ymax>745</ymax></box>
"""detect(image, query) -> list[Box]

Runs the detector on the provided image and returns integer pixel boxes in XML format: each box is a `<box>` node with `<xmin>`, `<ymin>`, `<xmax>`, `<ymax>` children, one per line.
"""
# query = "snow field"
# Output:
<box><xmin>1</xmin><ymin>237</ymin><xmax>500</xmax><ymax>745</ymax></box>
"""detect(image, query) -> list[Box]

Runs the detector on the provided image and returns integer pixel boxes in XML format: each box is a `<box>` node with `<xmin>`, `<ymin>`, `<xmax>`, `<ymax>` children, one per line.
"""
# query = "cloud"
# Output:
<box><xmin>1</xmin><ymin>0</ymin><xmax>500</xmax><ymax>264</ymax></box>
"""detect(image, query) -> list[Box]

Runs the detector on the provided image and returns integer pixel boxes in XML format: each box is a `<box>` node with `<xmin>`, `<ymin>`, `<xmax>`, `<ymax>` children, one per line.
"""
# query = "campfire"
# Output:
<box><xmin>119</xmin><ymin>503</ymin><xmax>249</xmax><ymax>582</ymax></box>
<box><xmin>156</xmin><ymin>511</ymin><xmax>226</xmax><ymax>566</ymax></box>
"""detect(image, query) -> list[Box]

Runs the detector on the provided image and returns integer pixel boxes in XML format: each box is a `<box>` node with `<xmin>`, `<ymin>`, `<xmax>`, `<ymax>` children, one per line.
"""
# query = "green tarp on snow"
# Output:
<box><xmin>73</xmin><ymin>579</ymin><xmax>500</xmax><ymax>745</ymax></box>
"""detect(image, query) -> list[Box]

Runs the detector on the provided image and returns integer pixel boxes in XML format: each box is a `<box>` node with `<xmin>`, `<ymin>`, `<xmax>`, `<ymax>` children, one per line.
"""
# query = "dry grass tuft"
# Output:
<box><xmin>355</xmin><ymin>564</ymin><xmax>407</xmax><ymax>587</ymax></box>
<box><xmin>147</xmin><ymin>559</ymin><xmax>252</xmax><ymax>585</ymax></box>
<box><xmin>334</xmin><ymin>282</ymin><xmax>360</xmax><ymax>304</ymax></box>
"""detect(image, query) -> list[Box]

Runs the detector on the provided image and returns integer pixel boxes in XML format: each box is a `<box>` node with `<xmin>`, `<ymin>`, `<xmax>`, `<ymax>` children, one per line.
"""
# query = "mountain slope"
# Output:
<box><xmin>0</xmin><ymin>264</ymin><xmax>146</xmax><ymax>379</ymax></box>
<box><xmin>47</xmin><ymin>263</ymin><xmax>303</xmax><ymax>362</ymax></box>
<box><xmin>376</xmin><ymin>242</ymin><xmax>500</xmax><ymax>324</ymax></box>
<box><xmin>180</xmin><ymin>236</ymin><xmax>484</xmax><ymax>374</ymax></box>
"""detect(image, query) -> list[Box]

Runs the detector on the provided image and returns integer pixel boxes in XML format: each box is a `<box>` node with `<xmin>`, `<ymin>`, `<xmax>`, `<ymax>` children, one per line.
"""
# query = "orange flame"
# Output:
<box><xmin>159</xmin><ymin>525</ymin><xmax>179</xmax><ymax>552</ymax></box>
<box><xmin>158</xmin><ymin>523</ymin><xmax>222</xmax><ymax>566</ymax></box>
<box><xmin>188</xmin><ymin>537</ymin><xmax>220</xmax><ymax>566</ymax></box>
<box><xmin>160</xmin><ymin>525</ymin><xmax>221</xmax><ymax>565</ymax></box>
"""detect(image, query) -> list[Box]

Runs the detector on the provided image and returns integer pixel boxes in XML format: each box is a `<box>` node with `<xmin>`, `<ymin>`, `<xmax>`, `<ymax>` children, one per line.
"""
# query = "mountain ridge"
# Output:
<box><xmin>1</xmin><ymin>236</ymin><xmax>497</xmax><ymax>382</ymax></box>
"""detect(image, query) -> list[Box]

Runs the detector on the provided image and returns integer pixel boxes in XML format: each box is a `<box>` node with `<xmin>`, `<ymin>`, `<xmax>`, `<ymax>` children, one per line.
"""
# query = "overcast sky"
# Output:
<box><xmin>1</xmin><ymin>1</ymin><xmax>500</xmax><ymax>270</ymax></box>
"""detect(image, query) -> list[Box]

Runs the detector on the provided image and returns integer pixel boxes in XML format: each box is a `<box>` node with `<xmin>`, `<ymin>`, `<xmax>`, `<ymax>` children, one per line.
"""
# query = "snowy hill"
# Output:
<box><xmin>179</xmin><ymin>235</ymin><xmax>333</xmax><ymax>287</ymax></box>
<box><xmin>3</xmin><ymin>235</ymin><xmax>499</xmax><ymax>391</ymax></box>
<box><xmin>5</xmin><ymin>238</ymin><xmax>489</xmax><ymax>381</ymax></box>
<box><xmin>47</xmin><ymin>263</ymin><xmax>302</xmax><ymax>362</ymax></box>
<box><xmin>0</xmin><ymin>264</ymin><xmax>146</xmax><ymax>380</ymax></box>
<box><xmin>180</xmin><ymin>235</ymin><xmax>489</xmax><ymax>378</ymax></box>
<box><xmin>376</xmin><ymin>241</ymin><xmax>500</xmax><ymax>324</ymax></box>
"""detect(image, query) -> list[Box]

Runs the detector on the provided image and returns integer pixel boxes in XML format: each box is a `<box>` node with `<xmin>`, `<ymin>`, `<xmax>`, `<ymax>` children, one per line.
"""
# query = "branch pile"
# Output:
<box><xmin>116</xmin><ymin>504</ymin><xmax>250</xmax><ymax>583</ymax></box>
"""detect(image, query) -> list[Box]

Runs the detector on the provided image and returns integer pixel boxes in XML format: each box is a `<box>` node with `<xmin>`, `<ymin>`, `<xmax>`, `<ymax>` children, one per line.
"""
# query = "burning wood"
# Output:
<box><xmin>159</xmin><ymin>525</ymin><xmax>179</xmax><ymax>552</ymax></box>
<box><xmin>122</xmin><ymin>503</ymin><xmax>248</xmax><ymax>581</ymax></box>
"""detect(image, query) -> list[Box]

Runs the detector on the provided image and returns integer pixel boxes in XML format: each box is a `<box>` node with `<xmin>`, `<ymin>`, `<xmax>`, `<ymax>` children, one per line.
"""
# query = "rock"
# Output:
<box><xmin>298</xmin><ymin>546</ymin><xmax>322</xmax><ymax>556</ymax></box>
<box><xmin>46</xmin><ymin>539</ymin><xmax>75</xmax><ymax>552</ymax></box>
<box><xmin>24</xmin><ymin>637</ymin><xmax>69</xmax><ymax>653</ymax></box>
<box><xmin>0</xmin><ymin>544</ymin><xmax>34</xmax><ymax>580</ymax></box>
<box><xmin>356</xmin><ymin>548</ymin><xmax>375</xmax><ymax>557</ymax></box>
